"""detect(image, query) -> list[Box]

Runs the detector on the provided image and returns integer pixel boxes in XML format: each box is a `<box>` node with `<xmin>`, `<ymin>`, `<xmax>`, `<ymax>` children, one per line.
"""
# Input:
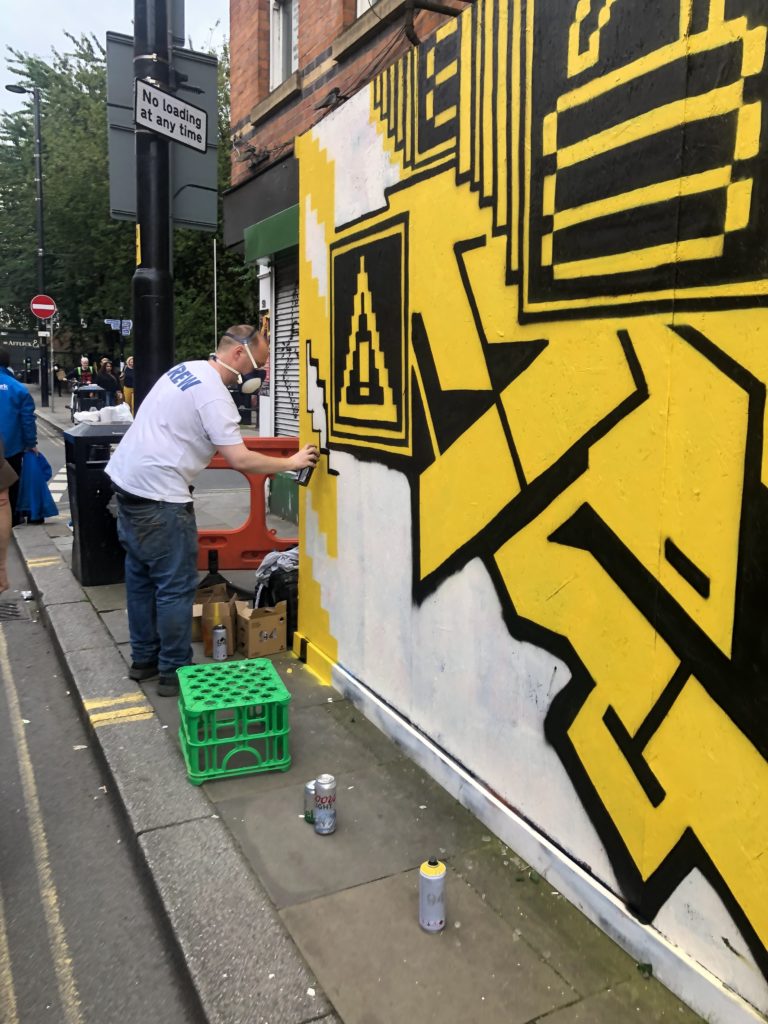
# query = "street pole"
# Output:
<box><xmin>132</xmin><ymin>0</ymin><xmax>174</xmax><ymax>410</ymax></box>
<box><xmin>32</xmin><ymin>87</ymin><xmax>49</xmax><ymax>408</ymax></box>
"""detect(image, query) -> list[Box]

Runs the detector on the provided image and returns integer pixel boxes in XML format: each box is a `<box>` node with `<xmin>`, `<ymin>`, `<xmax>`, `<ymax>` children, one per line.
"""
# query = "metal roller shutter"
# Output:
<box><xmin>273</xmin><ymin>248</ymin><xmax>300</xmax><ymax>436</ymax></box>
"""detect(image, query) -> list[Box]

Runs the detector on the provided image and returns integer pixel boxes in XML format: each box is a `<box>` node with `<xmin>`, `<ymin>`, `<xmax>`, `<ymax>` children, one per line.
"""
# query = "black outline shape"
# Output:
<box><xmin>602</xmin><ymin>705</ymin><xmax>667</xmax><ymax>808</ymax></box>
<box><xmin>664</xmin><ymin>538</ymin><xmax>711</xmax><ymax>598</ymax></box>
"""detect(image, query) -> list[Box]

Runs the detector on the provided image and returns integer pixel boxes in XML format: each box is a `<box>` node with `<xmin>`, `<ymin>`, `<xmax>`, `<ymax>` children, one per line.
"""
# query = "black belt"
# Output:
<box><xmin>113</xmin><ymin>485</ymin><xmax>193</xmax><ymax>512</ymax></box>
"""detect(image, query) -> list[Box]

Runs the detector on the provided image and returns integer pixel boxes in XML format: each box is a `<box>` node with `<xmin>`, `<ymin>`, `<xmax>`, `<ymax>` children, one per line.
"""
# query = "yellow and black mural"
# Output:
<box><xmin>298</xmin><ymin>0</ymin><xmax>768</xmax><ymax>1002</ymax></box>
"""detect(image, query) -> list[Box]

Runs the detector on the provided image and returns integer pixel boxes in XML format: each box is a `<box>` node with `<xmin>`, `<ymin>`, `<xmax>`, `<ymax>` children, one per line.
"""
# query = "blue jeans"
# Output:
<box><xmin>116</xmin><ymin>498</ymin><xmax>198</xmax><ymax>674</ymax></box>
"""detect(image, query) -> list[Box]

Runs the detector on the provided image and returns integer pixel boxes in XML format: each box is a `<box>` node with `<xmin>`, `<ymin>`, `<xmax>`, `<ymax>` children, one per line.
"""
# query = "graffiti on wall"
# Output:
<box><xmin>298</xmin><ymin>0</ymin><xmax>768</xmax><ymax>994</ymax></box>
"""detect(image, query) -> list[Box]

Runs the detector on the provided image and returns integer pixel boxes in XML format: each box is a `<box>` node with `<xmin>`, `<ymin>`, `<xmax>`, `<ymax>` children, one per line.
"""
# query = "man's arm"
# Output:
<box><xmin>218</xmin><ymin>442</ymin><xmax>318</xmax><ymax>476</ymax></box>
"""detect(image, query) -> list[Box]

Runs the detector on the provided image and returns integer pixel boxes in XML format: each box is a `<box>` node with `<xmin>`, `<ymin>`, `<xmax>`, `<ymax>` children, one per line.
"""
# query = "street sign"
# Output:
<box><xmin>30</xmin><ymin>294</ymin><xmax>57</xmax><ymax>319</ymax></box>
<box><xmin>134</xmin><ymin>79</ymin><xmax>208</xmax><ymax>153</ymax></box>
<box><xmin>104</xmin><ymin>317</ymin><xmax>133</xmax><ymax>335</ymax></box>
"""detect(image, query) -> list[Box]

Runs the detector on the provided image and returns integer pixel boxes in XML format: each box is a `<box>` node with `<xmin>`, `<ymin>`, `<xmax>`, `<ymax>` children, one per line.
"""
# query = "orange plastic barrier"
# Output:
<box><xmin>196</xmin><ymin>436</ymin><xmax>299</xmax><ymax>570</ymax></box>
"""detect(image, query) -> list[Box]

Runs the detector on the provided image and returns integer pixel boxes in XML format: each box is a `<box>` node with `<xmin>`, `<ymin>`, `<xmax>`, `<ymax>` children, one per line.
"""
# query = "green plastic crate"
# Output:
<box><xmin>177</xmin><ymin>660</ymin><xmax>291</xmax><ymax>785</ymax></box>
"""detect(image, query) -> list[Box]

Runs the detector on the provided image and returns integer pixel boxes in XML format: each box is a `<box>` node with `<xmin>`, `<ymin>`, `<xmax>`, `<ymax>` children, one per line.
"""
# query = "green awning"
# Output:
<box><xmin>244</xmin><ymin>204</ymin><xmax>299</xmax><ymax>263</ymax></box>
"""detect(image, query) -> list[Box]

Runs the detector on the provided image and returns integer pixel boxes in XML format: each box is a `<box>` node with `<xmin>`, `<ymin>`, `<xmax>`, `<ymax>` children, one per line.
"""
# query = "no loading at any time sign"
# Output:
<box><xmin>134</xmin><ymin>79</ymin><xmax>208</xmax><ymax>153</ymax></box>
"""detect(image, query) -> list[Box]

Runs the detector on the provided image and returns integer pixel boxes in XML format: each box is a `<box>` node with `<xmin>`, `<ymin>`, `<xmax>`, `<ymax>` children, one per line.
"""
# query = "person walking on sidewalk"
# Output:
<box><xmin>105</xmin><ymin>325</ymin><xmax>319</xmax><ymax>697</ymax></box>
<box><xmin>0</xmin><ymin>348</ymin><xmax>37</xmax><ymax>526</ymax></box>
<box><xmin>95</xmin><ymin>360</ymin><xmax>119</xmax><ymax>406</ymax></box>
<box><xmin>120</xmin><ymin>356</ymin><xmax>135</xmax><ymax>413</ymax></box>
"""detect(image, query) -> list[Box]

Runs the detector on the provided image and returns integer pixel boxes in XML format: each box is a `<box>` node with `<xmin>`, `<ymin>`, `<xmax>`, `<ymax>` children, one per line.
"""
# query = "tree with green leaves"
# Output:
<box><xmin>0</xmin><ymin>34</ymin><xmax>255</xmax><ymax>365</ymax></box>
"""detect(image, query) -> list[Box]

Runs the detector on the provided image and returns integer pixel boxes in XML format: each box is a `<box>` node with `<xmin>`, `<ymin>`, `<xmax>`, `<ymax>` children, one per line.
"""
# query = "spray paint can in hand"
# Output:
<box><xmin>419</xmin><ymin>858</ymin><xmax>446</xmax><ymax>932</ymax></box>
<box><xmin>212</xmin><ymin>623</ymin><xmax>228</xmax><ymax>661</ymax></box>
<box><xmin>314</xmin><ymin>773</ymin><xmax>337</xmax><ymax>834</ymax></box>
<box><xmin>304</xmin><ymin>780</ymin><xmax>316</xmax><ymax>823</ymax></box>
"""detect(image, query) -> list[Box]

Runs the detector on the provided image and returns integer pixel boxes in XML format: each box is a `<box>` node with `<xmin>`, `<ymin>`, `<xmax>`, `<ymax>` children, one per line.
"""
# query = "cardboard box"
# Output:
<box><xmin>235</xmin><ymin>601</ymin><xmax>287</xmax><ymax>658</ymax></box>
<box><xmin>193</xmin><ymin>584</ymin><xmax>237</xmax><ymax>657</ymax></box>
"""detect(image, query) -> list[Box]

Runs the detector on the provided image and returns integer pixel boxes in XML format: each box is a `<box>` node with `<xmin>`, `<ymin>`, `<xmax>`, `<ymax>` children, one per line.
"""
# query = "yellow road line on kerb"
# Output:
<box><xmin>0</xmin><ymin>625</ymin><xmax>83</xmax><ymax>1024</ymax></box>
<box><xmin>0</xmin><ymin>883</ymin><xmax>19</xmax><ymax>1024</ymax></box>
<box><xmin>91</xmin><ymin>708</ymin><xmax>154</xmax><ymax>729</ymax></box>
<box><xmin>83</xmin><ymin>692</ymin><xmax>149</xmax><ymax>712</ymax></box>
<box><xmin>26</xmin><ymin>556</ymin><xmax>61</xmax><ymax>568</ymax></box>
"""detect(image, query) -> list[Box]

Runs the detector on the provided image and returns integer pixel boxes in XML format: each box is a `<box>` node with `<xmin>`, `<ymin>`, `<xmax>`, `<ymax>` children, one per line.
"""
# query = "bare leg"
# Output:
<box><xmin>0</xmin><ymin>489</ymin><xmax>11</xmax><ymax>593</ymax></box>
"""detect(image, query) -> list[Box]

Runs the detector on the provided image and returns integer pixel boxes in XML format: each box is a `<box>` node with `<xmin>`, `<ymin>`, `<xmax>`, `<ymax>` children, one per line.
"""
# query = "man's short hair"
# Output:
<box><xmin>0</xmin><ymin>349</ymin><xmax>10</xmax><ymax>368</ymax></box>
<box><xmin>218</xmin><ymin>325</ymin><xmax>266</xmax><ymax>352</ymax></box>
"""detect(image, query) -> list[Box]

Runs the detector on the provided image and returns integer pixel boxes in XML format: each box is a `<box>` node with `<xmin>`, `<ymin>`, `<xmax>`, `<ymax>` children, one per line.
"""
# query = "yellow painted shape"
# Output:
<box><xmin>541</xmin><ymin>233</ymin><xmax>553</xmax><ymax>266</ymax></box>
<box><xmin>500</xmin><ymin>324</ymin><xmax>639</xmax><ymax>485</ymax></box>
<box><xmin>556</xmin><ymin>20</ymin><xmax>754</xmax><ymax>115</ymax></box>
<box><xmin>557</xmin><ymin>82</ymin><xmax>743</xmax><ymax>171</ymax></box>
<box><xmin>434</xmin><ymin>106</ymin><xmax>457</xmax><ymax>130</ymax></box>
<box><xmin>742</xmin><ymin>26</ymin><xmax>767</xmax><ymax>76</ymax></box>
<box><xmin>403</xmin><ymin>172</ymin><xmax>493</xmax><ymax>391</ymax></box>
<box><xmin>458</xmin><ymin>9</ymin><xmax>473</xmax><ymax>177</ymax></box>
<box><xmin>495</xmin><ymin>0</ymin><xmax>509</xmax><ymax>231</ymax></box>
<box><xmin>725</xmin><ymin>178</ymin><xmax>753</xmax><ymax>232</ymax></box>
<box><xmin>494</xmin><ymin>484</ymin><xmax>680</xmax><ymax>736</ymax></box>
<box><xmin>542</xmin><ymin>174</ymin><xmax>556</xmax><ymax>217</ymax></box>
<box><xmin>293</xmin><ymin>632</ymin><xmax>335</xmax><ymax>687</ymax></box>
<box><xmin>656</xmin><ymin>337</ymin><xmax>747</xmax><ymax>654</ymax></box>
<box><xmin>735</xmin><ymin>101</ymin><xmax>762</xmax><ymax>160</ymax></box>
<box><xmin>567</xmin><ymin>0</ymin><xmax>621</xmax><ymax>79</ymax></box>
<box><xmin>27</xmin><ymin>556</ymin><xmax>60</xmax><ymax>568</ymax></box>
<box><xmin>296</xmin><ymin>548</ymin><xmax>337</xmax><ymax>685</ymax></box>
<box><xmin>419</xmin><ymin>406</ymin><xmax>519</xmax><ymax>580</ymax></box>
<box><xmin>83</xmin><ymin>692</ymin><xmax>149</xmax><ymax>711</ymax></box>
<box><xmin>647</xmin><ymin>678</ymin><xmax>768</xmax><ymax>949</ymax></box>
<box><xmin>552</xmin><ymin>167</ymin><xmax>732</xmax><ymax>232</ymax></box>
<box><xmin>482</xmin><ymin>0</ymin><xmax>494</xmax><ymax>201</ymax></box>
<box><xmin>679</xmin><ymin>0</ymin><xmax>693</xmax><ymax>37</ymax></box>
<box><xmin>509</xmin><ymin>0</ymin><xmax>521</xmax><ymax>270</ymax></box>
<box><xmin>436</xmin><ymin>60</ymin><xmax>458</xmax><ymax>87</ymax></box>
<box><xmin>553</xmin><ymin>236</ymin><xmax>724</xmax><ymax>279</ymax></box>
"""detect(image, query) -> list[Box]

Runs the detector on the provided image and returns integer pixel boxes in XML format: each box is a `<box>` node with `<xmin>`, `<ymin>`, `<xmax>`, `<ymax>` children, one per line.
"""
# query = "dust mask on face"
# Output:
<box><xmin>216</xmin><ymin>329</ymin><xmax>265</xmax><ymax>394</ymax></box>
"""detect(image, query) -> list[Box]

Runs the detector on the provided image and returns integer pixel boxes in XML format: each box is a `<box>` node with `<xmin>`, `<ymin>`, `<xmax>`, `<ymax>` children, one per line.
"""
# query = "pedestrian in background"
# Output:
<box><xmin>121</xmin><ymin>355</ymin><xmax>135</xmax><ymax>413</ymax></box>
<box><xmin>68</xmin><ymin>356</ymin><xmax>94</xmax><ymax>385</ymax></box>
<box><xmin>0</xmin><ymin>349</ymin><xmax>37</xmax><ymax>527</ymax></box>
<box><xmin>96</xmin><ymin>360</ymin><xmax>119</xmax><ymax>406</ymax></box>
<box><xmin>106</xmin><ymin>324</ymin><xmax>318</xmax><ymax>697</ymax></box>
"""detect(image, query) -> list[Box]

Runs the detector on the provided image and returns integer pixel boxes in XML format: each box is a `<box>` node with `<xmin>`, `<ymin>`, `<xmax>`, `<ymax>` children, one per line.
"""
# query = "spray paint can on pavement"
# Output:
<box><xmin>314</xmin><ymin>773</ymin><xmax>337</xmax><ymax>834</ymax></box>
<box><xmin>419</xmin><ymin>858</ymin><xmax>446</xmax><ymax>932</ymax></box>
<box><xmin>304</xmin><ymin>780</ymin><xmax>316</xmax><ymax>823</ymax></box>
<box><xmin>212</xmin><ymin>623</ymin><xmax>228</xmax><ymax>661</ymax></box>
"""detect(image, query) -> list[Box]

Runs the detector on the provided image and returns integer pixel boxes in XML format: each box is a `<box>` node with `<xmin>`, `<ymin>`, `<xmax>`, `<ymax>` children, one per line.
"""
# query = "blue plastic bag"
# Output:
<box><xmin>17</xmin><ymin>451</ymin><xmax>58</xmax><ymax>521</ymax></box>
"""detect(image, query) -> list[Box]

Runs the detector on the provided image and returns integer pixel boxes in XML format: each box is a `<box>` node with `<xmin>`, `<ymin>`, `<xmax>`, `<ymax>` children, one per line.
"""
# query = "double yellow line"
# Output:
<box><xmin>84</xmin><ymin>691</ymin><xmax>154</xmax><ymax>729</ymax></box>
<box><xmin>0</xmin><ymin>624</ymin><xmax>83</xmax><ymax>1024</ymax></box>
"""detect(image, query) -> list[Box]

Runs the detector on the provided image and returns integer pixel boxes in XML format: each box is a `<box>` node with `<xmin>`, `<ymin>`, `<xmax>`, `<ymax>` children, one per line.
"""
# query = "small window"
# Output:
<box><xmin>270</xmin><ymin>0</ymin><xmax>299</xmax><ymax>90</ymax></box>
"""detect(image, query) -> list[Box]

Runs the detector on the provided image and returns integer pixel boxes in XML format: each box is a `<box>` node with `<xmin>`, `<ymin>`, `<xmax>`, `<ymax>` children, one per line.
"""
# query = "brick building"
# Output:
<box><xmin>223</xmin><ymin>0</ymin><xmax>465</xmax><ymax>436</ymax></box>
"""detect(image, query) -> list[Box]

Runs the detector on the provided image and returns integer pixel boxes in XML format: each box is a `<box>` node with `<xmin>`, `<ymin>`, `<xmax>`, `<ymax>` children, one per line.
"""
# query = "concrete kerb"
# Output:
<box><xmin>13</xmin><ymin>525</ymin><xmax>332</xmax><ymax>1024</ymax></box>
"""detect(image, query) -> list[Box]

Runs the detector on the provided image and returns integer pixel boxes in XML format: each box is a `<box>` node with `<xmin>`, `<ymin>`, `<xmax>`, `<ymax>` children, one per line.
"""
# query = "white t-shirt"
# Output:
<box><xmin>106</xmin><ymin>360</ymin><xmax>242</xmax><ymax>502</ymax></box>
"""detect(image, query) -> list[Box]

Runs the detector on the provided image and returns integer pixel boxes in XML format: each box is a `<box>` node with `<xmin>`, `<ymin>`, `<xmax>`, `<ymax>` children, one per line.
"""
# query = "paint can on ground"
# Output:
<box><xmin>419</xmin><ymin>858</ymin><xmax>446</xmax><ymax>932</ymax></box>
<box><xmin>314</xmin><ymin>773</ymin><xmax>336</xmax><ymax>834</ymax></box>
<box><xmin>304</xmin><ymin>779</ymin><xmax>316</xmax><ymax>823</ymax></box>
<box><xmin>212</xmin><ymin>623</ymin><xmax>227</xmax><ymax>661</ymax></box>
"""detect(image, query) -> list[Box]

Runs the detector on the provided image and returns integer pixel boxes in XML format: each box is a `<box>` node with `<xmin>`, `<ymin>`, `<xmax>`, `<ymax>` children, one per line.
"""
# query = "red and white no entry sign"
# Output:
<box><xmin>30</xmin><ymin>294</ymin><xmax>57</xmax><ymax>319</ymax></box>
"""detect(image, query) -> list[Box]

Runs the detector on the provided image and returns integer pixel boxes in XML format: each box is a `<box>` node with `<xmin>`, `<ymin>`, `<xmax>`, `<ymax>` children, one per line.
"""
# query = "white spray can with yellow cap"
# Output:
<box><xmin>419</xmin><ymin>858</ymin><xmax>446</xmax><ymax>932</ymax></box>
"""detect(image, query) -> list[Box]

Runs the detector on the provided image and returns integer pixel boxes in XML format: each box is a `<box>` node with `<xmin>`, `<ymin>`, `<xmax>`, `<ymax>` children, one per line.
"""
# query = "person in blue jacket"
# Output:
<box><xmin>0</xmin><ymin>349</ymin><xmax>37</xmax><ymax>525</ymax></box>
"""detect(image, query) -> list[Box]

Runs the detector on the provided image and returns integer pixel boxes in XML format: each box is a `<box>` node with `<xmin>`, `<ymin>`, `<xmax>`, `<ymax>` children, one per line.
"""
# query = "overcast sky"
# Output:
<box><xmin>0</xmin><ymin>0</ymin><xmax>229</xmax><ymax>112</ymax></box>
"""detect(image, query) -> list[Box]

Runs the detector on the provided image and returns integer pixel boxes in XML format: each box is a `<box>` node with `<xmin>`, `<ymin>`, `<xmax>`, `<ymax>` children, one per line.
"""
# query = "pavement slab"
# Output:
<box><xmin>216</xmin><ymin>757</ymin><xmax>487</xmax><ymax>908</ymax></box>
<box><xmin>140</xmin><ymin>816</ymin><xmax>331</xmax><ymax>1024</ymax></box>
<box><xmin>64</xmin><ymin>646</ymin><xmax>133</xmax><ymax>701</ymax></box>
<box><xmin>281</xmin><ymin>868</ymin><xmax>577</xmax><ymax>1024</ymax></box>
<box><xmin>25</xmin><ymin>561</ymin><xmax>87</xmax><ymax>606</ymax></box>
<box><xmin>102</xmin><ymin>607</ymin><xmax>131</xmax><ymax>644</ymax></box>
<box><xmin>46</xmin><ymin>599</ymin><xmax>113</xmax><ymax>653</ymax></box>
<box><xmin>95</xmin><ymin>714</ymin><xmax>212</xmax><ymax>834</ymax></box>
<box><xmin>530</xmin><ymin>977</ymin><xmax>704</xmax><ymax>1022</ymax></box>
<box><xmin>452</xmin><ymin>843</ymin><xmax>639</xmax><ymax>999</ymax></box>
<box><xmin>84</xmin><ymin>582</ymin><xmax>128</xmax><ymax>612</ymax></box>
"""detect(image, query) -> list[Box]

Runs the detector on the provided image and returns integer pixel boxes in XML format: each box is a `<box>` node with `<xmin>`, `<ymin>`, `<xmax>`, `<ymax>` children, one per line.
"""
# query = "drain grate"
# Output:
<box><xmin>0</xmin><ymin>601</ymin><xmax>24</xmax><ymax>620</ymax></box>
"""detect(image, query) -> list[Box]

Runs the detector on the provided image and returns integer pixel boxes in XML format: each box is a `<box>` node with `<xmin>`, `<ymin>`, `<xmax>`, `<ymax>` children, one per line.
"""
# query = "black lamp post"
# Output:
<box><xmin>6</xmin><ymin>83</ymin><xmax>50</xmax><ymax>407</ymax></box>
